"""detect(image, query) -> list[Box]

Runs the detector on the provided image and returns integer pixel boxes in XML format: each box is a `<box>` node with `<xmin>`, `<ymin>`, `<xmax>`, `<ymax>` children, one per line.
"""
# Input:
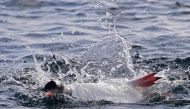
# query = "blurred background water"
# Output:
<box><xmin>0</xmin><ymin>0</ymin><xmax>190</xmax><ymax>109</ymax></box>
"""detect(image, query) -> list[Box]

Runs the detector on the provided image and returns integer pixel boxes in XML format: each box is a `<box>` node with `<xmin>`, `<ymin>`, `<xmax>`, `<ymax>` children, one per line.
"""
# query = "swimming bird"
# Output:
<box><xmin>43</xmin><ymin>73</ymin><xmax>161</xmax><ymax>102</ymax></box>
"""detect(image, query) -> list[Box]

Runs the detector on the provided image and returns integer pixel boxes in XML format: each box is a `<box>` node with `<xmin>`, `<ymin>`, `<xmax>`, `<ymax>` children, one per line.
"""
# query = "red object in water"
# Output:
<box><xmin>130</xmin><ymin>73</ymin><xmax>161</xmax><ymax>88</ymax></box>
<box><xmin>44</xmin><ymin>91</ymin><xmax>54</xmax><ymax>97</ymax></box>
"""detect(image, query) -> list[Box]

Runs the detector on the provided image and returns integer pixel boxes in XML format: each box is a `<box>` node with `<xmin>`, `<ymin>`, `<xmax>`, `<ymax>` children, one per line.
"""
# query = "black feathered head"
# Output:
<box><xmin>43</xmin><ymin>80</ymin><xmax>57</xmax><ymax>92</ymax></box>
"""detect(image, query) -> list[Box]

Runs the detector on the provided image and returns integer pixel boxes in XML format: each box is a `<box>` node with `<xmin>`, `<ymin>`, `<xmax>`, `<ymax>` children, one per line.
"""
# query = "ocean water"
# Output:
<box><xmin>0</xmin><ymin>0</ymin><xmax>190</xmax><ymax>109</ymax></box>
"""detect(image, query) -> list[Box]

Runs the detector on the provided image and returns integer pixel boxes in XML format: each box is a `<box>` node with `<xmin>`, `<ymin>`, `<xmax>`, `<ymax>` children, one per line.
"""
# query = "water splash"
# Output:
<box><xmin>69</xmin><ymin>78</ymin><xmax>143</xmax><ymax>103</ymax></box>
<box><xmin>32</xmin><ymin>54</ymin><xmax>51</xmax><ymax>86</ymax></box>
<box><xmin>114</xmin><ymin>29</ymin><xmax>137</xmax><ymax>76</ymax></box>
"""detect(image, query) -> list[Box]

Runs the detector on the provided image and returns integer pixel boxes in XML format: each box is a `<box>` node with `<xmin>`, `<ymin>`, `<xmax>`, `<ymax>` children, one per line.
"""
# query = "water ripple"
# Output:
<box><xmin>1</xmin><ymin>0</ymin><xmax>190</xmax><ymax>108</ymax></box>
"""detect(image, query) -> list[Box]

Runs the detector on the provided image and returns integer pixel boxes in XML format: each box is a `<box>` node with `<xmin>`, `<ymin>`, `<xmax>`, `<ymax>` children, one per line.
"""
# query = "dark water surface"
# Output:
<box><xmin>0</xmin><ymin>0</ymin><xmax>190</xmax><ymax>109</ymax></box>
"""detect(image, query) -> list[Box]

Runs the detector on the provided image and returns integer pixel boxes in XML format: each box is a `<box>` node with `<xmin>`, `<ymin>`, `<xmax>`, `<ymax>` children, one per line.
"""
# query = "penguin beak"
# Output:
<box><xmin>43</xmin><ymin>90</ymin><xmax>54</xmax><ymax>97</ymax></box>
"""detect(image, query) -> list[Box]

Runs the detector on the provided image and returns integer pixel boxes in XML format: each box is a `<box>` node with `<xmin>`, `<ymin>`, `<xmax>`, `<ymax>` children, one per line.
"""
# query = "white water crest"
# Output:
<box><xmin>69</xmin><ymin>78</ymin><xmax>143</xmax><ymax>103</ymax></box>
<box><xmin>80</xmin><ymin>34</ymin><xmax>135</xmax><ymax>79</ymax></box>
<box><xmin>66</xmin><ymin>33</ymin><xmax>143</xmax><ymax>103</ymax></box>
<box><xmin>58</xmin><ymin>32</ymin><xmax>142</xmax><ymax>103</ymax></box>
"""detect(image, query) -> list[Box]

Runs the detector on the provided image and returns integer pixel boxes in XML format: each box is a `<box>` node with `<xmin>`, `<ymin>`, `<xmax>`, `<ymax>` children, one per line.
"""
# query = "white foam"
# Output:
<box><xmin>68</xmin><ymin>78</ymin><xmax>143</xmax><ymax>103</ymax></box>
